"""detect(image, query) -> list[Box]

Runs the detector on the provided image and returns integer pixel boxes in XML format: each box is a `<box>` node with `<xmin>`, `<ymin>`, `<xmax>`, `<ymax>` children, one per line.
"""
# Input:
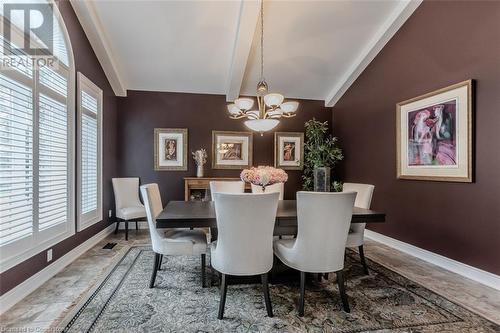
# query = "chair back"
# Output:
<box><xmin>251</xmin><ymin>183</ymin><xmax>284</xmax><ymax>200</ymax></box>
<box><xmin>209</xmin><ymin>181</ymin><xmax>245</xmax><ymax>201</ymax></box>
<box><xmin>292</xmin><ymin>191</ymin><xmax>356</xmax><ymax>272</ymax></box>
<box><xmin>213</xmin><ymin>192</ymin><xmax>279</xmax><ymax>275</ymax></box>
<box><xmin>343</xmin><ymin>183</ymin><xmax>374</xmax><ymax>235</ymax></box>
<box><xmin>112</xmin><ymin>177</ymin><xmax>142</xmax><ymax>210</ymax></box>
<box><xmin>140</xmin><ymin>183</ymin><xmax>164</xmax><ymax>252</ymax></box>
<box><xmin>343</xmin><ymin>183</ymin><xmax>374</xmax><ymax>209</ymax></box>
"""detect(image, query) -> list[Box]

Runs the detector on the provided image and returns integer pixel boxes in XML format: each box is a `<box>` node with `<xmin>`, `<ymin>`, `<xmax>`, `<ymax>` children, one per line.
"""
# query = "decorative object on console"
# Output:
<box><xmin>225</xmin><ymin>0</ymin><xmax>298</xmax><ymax>134</ymax></box>
<box><xmin>302</xmin><ymin>119</ymin><xmax>343</xmax><ymax>192</ymax></box>
<box><xmin>396</xmin><ymin>80</ymin><xmax>473</xmax><ymax>182</ymax></box>
<box><xmin>212</xmin><ymin>131</ymin><xmax>253</xmax><ymax>169</ymax></box>
<box><xmin>154</xmin><ymin>128</ymin><xmax>187</xmax><ymax>171</ymax></box>
<box><xmin>274</xmin><ymin>132</ymin><xmax>304</xmax><ymax>170</ymax></box>
<box><xmin>192</xmin><ymin>148</ymin><xmax>208</xmax><ymax>178</ymax></box>
<box><xmin>240</xmin><ymin>166</ymin><xmax>288</xmax><ymax>191</ymax></box>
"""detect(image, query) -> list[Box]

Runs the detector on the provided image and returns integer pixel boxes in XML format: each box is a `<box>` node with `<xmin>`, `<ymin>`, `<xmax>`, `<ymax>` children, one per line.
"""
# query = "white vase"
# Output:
<box><xmin>196</xmin><ymin>165</ymin><xmax>204</xmax><ymax>178</ymax></box>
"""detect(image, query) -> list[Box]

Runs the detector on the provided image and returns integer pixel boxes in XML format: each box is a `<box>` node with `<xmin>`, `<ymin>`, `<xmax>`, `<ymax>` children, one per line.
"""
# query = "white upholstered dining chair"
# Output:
<box><xmin>212</xmin><ymin>192</ymin><xmax>280</xmax><ymax>319</ymax></box>
<box><xmin>251</xmin><ymin>183</ymin><xmax>284</xmax><ymax>200</ymax></box>
<box><xmin>274</xmin><ymin>191</ymin><xmax>356</xmax><ymax>316</ymax></box>
<box><xmin>140</xmin><ymin>183</ymin><xmax>208</xmax><ymax>288</ymax></box>
<box><xmin>112</xmin><ymin>177</ymin><xmax>146</xmax><ymax>240</ymax></box>
<box><xmin>343</xmin><ymin>183</ymin><xmax>375</xmax><ymax>275</ymax></box>
<box><xmin>209</xmin><ymin>181</ymin><xmax>245</xmax><ymax>200</ymax></box>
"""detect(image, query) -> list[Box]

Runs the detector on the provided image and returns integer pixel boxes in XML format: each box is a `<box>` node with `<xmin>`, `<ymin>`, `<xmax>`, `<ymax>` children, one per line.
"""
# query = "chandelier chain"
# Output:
<box><xmin>260</xmin><ymin>0</ymin><xmax>264</xmax><ymax>81</ymax></box>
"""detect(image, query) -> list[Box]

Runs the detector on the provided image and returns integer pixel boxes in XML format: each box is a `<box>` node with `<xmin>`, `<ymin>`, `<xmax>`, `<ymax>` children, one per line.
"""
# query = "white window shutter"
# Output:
<box><xmin>77</xmin><ymin>73</ymin><xmax>102</xmax><ymax>230</ymax></box>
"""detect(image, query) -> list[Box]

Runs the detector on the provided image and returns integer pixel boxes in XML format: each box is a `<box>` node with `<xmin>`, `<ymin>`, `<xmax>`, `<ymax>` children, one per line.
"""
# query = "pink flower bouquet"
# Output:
<box><xmin>240</xmin><ymin>166</ymin><xmax>288</xmax><ymax>189</ymax></box>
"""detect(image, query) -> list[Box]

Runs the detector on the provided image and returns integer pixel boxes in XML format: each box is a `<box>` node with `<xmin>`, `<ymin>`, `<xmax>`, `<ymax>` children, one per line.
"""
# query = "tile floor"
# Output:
<box><xmin>1</xmin><ymin>229</ymin><xmax>499</xmax><ymax>331</ymax></box>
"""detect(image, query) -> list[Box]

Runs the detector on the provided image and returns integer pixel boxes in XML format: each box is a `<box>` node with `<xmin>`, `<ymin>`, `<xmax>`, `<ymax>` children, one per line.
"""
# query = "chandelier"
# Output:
<box><xmin>226</xmin><ymin>0</ymin><xmax>298</xmax><ymax>134</ymax></box>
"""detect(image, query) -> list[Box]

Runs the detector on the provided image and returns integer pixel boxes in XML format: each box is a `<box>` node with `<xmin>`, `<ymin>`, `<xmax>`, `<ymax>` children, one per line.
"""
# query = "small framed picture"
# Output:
<box><xmin>396</xmin><ymin>80</ymin><xmax>473</xmax><ymax>182</ymax></box>
<box><xmin>274</xmin><ymin>132</ymin><xmax>304</xmax><ymax>170</ymax></box>
<box><xmin>154</xmin><ymin>128</ymin><xmax>188</xmax><ymax>171</ymax></box>
<box><xmin>212</xmin><ymin>131</ymin><xmax>253</xmax><ymax>169</ymax></box>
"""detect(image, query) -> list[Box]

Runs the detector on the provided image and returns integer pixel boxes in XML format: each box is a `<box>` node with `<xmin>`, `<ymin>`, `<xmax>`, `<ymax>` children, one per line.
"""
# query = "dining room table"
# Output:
<box><xmin>156</xmin><ymin>200</ymin><xmax>385</xmax><ymax>237</ymax></box>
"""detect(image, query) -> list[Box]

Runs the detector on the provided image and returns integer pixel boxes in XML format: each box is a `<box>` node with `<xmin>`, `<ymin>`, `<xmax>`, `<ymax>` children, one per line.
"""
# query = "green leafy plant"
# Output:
<box><xmin>302</xmin><ymin>118</ymin><xmax>344</xmax><ymax>191</ymax></box>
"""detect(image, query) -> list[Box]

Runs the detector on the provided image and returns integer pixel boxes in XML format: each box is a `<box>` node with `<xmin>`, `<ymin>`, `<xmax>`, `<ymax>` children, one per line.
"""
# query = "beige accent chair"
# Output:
<box><xmin>112</xmin><ymin>177</ymin><xmax>146</xmax><ymax>240</ymax></box>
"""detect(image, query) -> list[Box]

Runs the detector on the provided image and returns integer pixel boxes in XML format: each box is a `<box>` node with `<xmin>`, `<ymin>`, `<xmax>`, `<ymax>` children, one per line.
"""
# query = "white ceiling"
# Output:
<box><xmin>71</xmin><ymin>0</ymin><xmax>421</xmax><ymax>105</ymax></box>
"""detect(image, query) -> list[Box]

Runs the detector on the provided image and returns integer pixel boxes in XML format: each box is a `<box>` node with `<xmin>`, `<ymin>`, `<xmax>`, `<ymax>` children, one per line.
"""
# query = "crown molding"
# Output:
<box><xmin>324</xmin><ymin>0</ymin><xmax>422</xmax><ymax>107</ymax></box>
<box><xmin>70</xmin><ymin>0</ymin><xmax>127</xmax><ymax>96</ymax></box>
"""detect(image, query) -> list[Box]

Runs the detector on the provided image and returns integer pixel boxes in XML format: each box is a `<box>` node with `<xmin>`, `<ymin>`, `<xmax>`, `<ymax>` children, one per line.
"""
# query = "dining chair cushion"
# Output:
<box><xmin>211</xmin><ymin>192</ymin><xmax>279</xmax><ymax>276</ymax></box>
<box><xmin>274</xmin><ymin>191</ymin><xmax>356</xmax><ymax>273</ymax></box>
<box><xmin>251</xmin><ymin>183</ymin><xmax>284</xmax><ymax>200</ymax></box>
<box><xmin>161</xmin><ymin>229</ymin><xmax>207</xmax><ymax>256</ymax></box>
<box><xmin>116</xmin><ymin>206</ymin><xmax>146</xmax><ymax>220</ymax></box>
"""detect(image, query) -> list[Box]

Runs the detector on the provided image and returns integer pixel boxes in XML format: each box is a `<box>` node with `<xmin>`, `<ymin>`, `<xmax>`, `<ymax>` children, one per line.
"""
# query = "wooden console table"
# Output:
<box><xmin>184</xmin><ymin>177</ymin><xmax>251</xmax><ymax>201</ymax></box>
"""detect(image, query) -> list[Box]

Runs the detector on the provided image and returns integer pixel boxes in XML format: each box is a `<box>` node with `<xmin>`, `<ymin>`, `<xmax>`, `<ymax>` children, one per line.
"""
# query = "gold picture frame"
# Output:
<box><xmin>396</xmin><ymin>80</ymin><xmax>473</xmax><ymax>182</ymax></box>
<box><xmin>154</xmin><ymin>128</ymin><xmax>188</xmax><ymax>171</ymax></box>
<box><xmin>274</xmin><ymin>132</ymin><xmax>304</xmax><ymax>170</ymax></box>
<box><xmin>212</xmin><ymin>131</ymin><xmax>253</xmax><ymax>170</ymax></box>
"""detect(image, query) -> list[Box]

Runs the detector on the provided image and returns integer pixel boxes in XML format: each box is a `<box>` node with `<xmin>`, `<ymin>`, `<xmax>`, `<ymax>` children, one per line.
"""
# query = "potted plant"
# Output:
<box><xmin>302</xmin><ymin>119</ymin><xmax>343</xmax><ymax>192</ymax></box>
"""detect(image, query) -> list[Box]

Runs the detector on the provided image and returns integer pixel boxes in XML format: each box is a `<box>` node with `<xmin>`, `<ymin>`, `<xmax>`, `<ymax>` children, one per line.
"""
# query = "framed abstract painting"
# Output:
<box><xmin>212</xmin><ymin>131</ymin><xmax>253</xmax><ymax>169</ymax></box>
<box><xmin>154</xmin><ymin>128</ymin><xmax>188</xmax><ymax>171</ymax></box>
<box><xmin>274</xmin><ymin>132</ymin><xmax>304</xmax><ymax>170</ymax></box>
<box><xmin>396</xmin><ymin>80</ymin><xmax>473</xmax><ymax>182</ymax></box>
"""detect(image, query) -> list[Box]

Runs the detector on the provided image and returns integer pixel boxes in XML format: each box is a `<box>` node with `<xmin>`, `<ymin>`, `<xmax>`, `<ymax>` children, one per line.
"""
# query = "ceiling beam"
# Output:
<box><xmin>225</xmin><ymin>0</ymin><xmax>260</xmax><ymax>102</ymax></box>
<box><xmin>324</xmin><ymin>0</ymin><xmax>422</xmax><ymax>107</ymax></box>
<box><xmin>70</xmin><ymin>0</ymin><xmax>127</xmax><ymax>96</ymax></box>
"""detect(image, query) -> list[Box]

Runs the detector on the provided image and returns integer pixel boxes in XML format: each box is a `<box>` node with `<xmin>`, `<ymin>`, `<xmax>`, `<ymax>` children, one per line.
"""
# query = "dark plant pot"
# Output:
<box><xmin>313</xmin><ymin>167</ymin><xmax>331</xmax><ymax>192</ymax></box>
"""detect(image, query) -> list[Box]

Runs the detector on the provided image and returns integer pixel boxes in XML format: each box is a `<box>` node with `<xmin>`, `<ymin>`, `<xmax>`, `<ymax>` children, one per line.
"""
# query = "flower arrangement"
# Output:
<box><xmin>240</xmin><ymin>166</ymin><xmax>288</xmax><ymax>189</ymax></box>
<box><xmin>192</xmin><ymin>149</ymin><xmax>208</xmax><ymax>177</ymax></box>
<box><xmin>192</xmin><ymin>149</ymin><xmax>207</xmax><ymax>166</ymax></box>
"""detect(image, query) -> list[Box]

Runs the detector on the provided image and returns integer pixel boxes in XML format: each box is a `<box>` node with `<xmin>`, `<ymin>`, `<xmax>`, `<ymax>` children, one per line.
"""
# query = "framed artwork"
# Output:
<box><xmin>212</xmin><ymin>131</ymin><xmax>253</xmax><ymax>169</ymax></box>
<box><xmin>274</xmin><ymin>132</ymin><xmax>304</xmax><ymax>170</ymax></box>
<box><xmin>396</xmin><ymin>80</ymin><xmax>473</xmax><ymax>182</ymax></box>
<box><xmin>154</xmin><ymin>128</ymin><xmax>188</xmax><ymax>171</ymax></box>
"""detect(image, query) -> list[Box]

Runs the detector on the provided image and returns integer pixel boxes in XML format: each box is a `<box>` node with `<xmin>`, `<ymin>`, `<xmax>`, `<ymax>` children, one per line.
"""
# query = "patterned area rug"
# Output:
<box><xmin>63</xmin><ymin>246</ymin><xmax>499</xmax><ymax>332</ymax></box>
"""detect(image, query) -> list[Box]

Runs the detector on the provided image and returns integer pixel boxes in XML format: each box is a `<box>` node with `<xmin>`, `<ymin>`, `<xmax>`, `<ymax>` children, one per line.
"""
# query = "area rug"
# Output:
<box><xmin>62</xmin><ymin>246</ymin><xmax>499</xmax><ymax>333</ymax></box>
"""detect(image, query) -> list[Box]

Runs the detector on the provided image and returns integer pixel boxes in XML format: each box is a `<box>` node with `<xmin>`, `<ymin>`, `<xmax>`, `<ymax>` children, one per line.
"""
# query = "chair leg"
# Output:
<box><xmin>136</xmin><ymin>220</ymin><xmax>139</xmax><ymax>230</ymax></box>
<box><xmin>261</xmin><ymin>273</ymin><xmax>273</xmax><ymax>317</ymax></box>
<box><xmin>358</xmin><ymin>245</ymin><xmax>369</xmax><ymax>275</ymax></box>
<box><xmin>125</xmin><ymin>221</ymin><xmax>129</xmax><ymax>241</ymax></box>
<box><xmin>201</xmin><ymin>254</ymin><xmax>206</xmax><ymax>288</ymax></box>
<box><xmin>218</xmin><ymin>274</ymin><xmax>228</xmax><ymax>320</ymax></box>
<box><xmin>149</xmin><ymin>253</ymin><xmax>161</xmax><ymax>288</ymax></box>
<box><xmin>336</xmin><ymin>270</ymin><xmax>350</xmax><ymax>313</ymax></box>
<box><xmin>298</xmin><ymin>271</ymin><xmax>306</xmax><ymax>317</ymax></box>
<box><xmin>114</xmin><ymin>220</ymin><xmax>120</xmax><ymax>234</ymax></box>
<box><xmin>158</xmin><ymin>254</ymin><xmax>163</xmax><ymax>270</ymax></box>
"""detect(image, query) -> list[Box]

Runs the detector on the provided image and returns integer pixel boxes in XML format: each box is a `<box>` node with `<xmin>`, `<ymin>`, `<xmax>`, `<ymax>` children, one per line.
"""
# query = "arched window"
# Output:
<box><xmin>0</xmin><ymin>0</ymin><xmax>75</xmax><ymax>271</ymax></box>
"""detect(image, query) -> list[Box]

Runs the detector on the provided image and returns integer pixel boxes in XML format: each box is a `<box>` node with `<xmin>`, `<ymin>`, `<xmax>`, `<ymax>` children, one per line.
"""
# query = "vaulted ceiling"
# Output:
<box><xmin>70</xmin><ymin>0</ymin><xmax>421</xmax><ymax>106</ymax></box>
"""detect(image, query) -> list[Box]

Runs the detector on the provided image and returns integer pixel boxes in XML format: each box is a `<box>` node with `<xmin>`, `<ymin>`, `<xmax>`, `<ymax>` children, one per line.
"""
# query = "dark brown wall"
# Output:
<box><xmin>117</xmin><ymin>91</ymin><xmax>332</xmax><ymax>201</ymax></box>
<box><xmin>332</xmin><ymin>1</ymin><xmax>500</xmax><ymax>274</ymax></box>
<box><xmin>0</xmin><ymin>0</ymin><xmax>119</xmax><ymax>295</ymax></box>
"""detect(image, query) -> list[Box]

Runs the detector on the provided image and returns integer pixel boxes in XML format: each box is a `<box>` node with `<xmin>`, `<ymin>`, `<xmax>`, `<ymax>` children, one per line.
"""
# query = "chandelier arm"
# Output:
<box><xmin>229</xmin><ymin>114</ymin><xmax>250</xmax><ymax>120</ymax></box>
<box><xmin>281</xmin><ymin>113</ymin><xmax>297</xmax><ymax>118</ymax></box>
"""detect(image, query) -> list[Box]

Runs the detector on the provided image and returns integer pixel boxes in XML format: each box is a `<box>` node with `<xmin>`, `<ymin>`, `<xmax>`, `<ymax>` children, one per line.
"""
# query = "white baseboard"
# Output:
<box><xmin>365</xmin><ymin>229</ymin><xmax>500</xmax><ymax>291</ymax></box>
<box><xmin>0</xmin><ymin>224</ymin><xmax>116</xmax><ymax>315</ymax></box>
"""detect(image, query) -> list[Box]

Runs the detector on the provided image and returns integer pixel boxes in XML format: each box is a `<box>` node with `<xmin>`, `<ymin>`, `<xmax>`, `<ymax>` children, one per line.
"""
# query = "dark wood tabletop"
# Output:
<box><xmin>156</xmin><ymin>200</ymin><xmax>385</xmax><ymax>233</ymax></box>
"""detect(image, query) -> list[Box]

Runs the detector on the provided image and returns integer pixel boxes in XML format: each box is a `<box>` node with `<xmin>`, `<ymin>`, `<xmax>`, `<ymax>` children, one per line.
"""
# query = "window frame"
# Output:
<box><xmin>76</xmin><ymin>72</ymin><xmax>103</xmax><ymax>231</ymax></box>
<box><xmin>0</xmin><ymin>1</ymin><xmax>75</xmax><ymax>272</ymax></box>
